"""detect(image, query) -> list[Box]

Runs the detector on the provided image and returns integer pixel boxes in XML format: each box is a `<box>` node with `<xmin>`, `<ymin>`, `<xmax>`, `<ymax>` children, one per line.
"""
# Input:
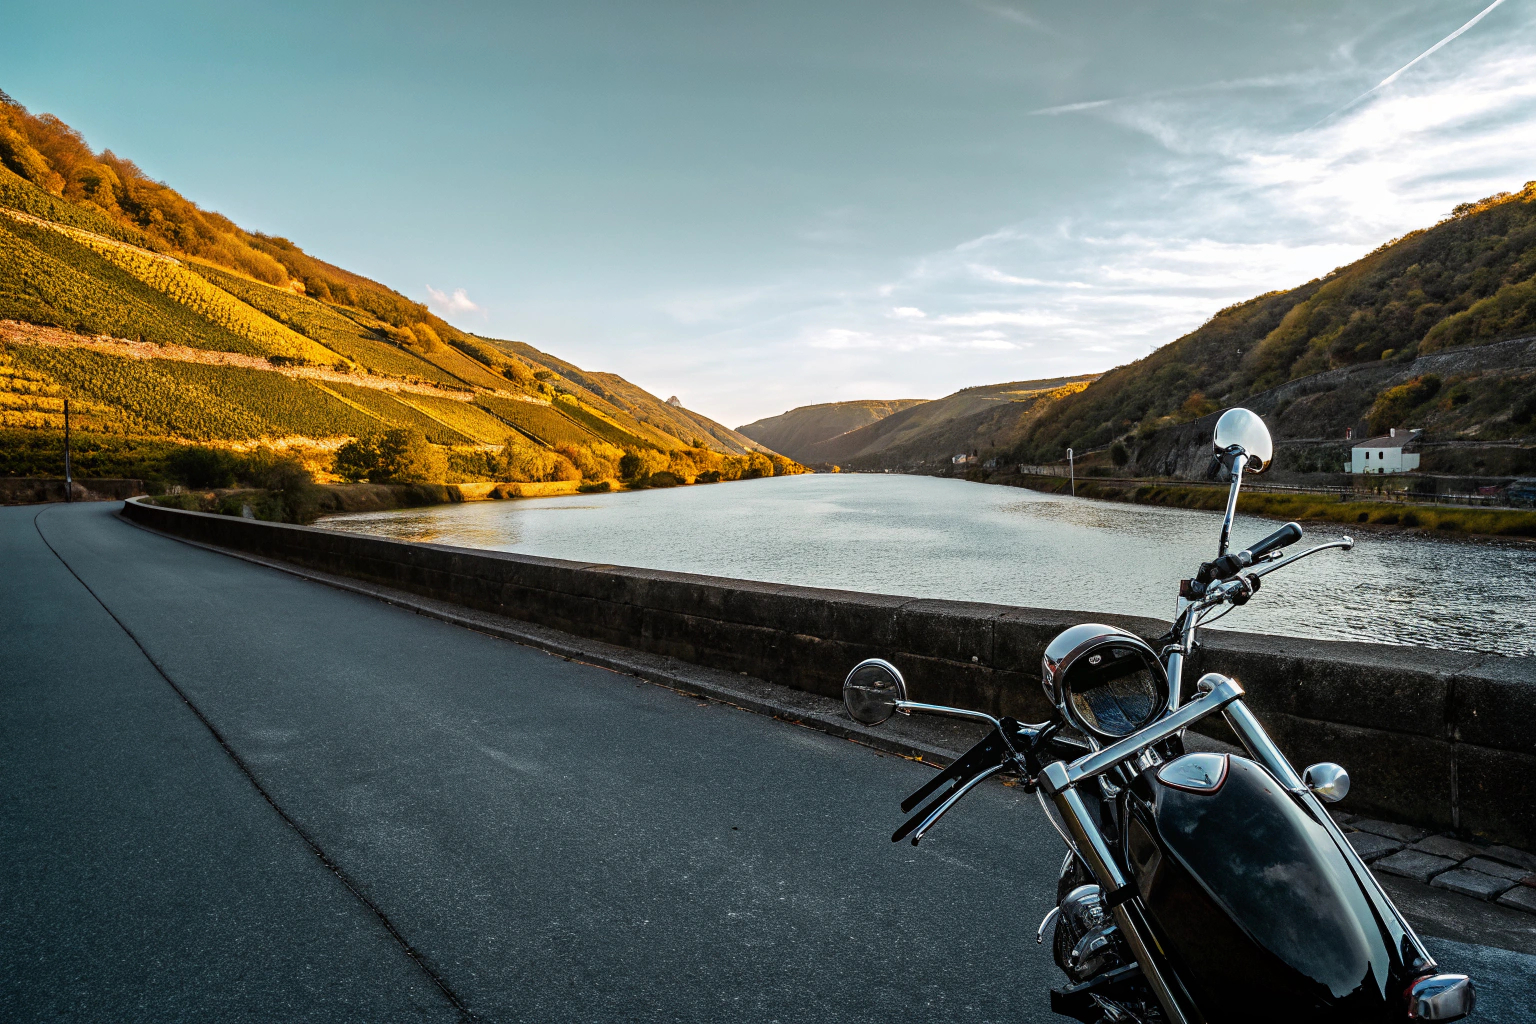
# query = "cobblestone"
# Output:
<box><xmin>1348</xmin><ymin>831</ymin><xmax>1404</xmax><ymax>862</ymax></box>
<box><xmin>1496</xmin><ymin>886</ymin><xmax>1536</xmax><ymax>914</ymax></box>
<box><xmin>1463</xmin><ymin>857</ymin><xmax>1533</xmax><ymax>883</ymax></box>
<box><xmin>1374</xmin><ymin>849</ymin><xmax>1457</xmax><ymax>883</ymax></box>
<box><xmin>1351</xmin><ymin>818</ymin><xmax>1430</xmax><ymax>844</ymax></box>
<box><xmin>1483</xmin><ymin>845</ymin><xmax>1536</xmax><ymax>873</ymax></box>
<box><xmin>1433</xmin><ymin>869</ymin><xmax>1516</xmax><ymax>901</ymax></box>
<box><xmin>1412</xmin><ymin>835</ymin><xmax>1484</xmax><ymax>862</ymax></box>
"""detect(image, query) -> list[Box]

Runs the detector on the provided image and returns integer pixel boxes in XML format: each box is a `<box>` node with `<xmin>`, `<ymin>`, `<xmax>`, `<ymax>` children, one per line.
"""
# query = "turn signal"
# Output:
<box><xmin>1406</xmin><ymin>974</ymin><xmax>1475</xmax><ymax>1021</ymax></box>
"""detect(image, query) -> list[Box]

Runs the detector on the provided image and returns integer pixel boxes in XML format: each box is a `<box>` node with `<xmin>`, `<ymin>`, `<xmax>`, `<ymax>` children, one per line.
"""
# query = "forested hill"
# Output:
<box><xmin>799</xmin><ymin>376</ymin><xmax>1097</xmax><ymax>471</ymax></box>
<box><xmin>0</xmin><ymin>90</ymin><xmax>777</xmax><ymax>470</ymax></box>
<box><xmin>1011</xmin><ymin>182</ymin><xmax>1536</xmax><ymax>466</ymax></box>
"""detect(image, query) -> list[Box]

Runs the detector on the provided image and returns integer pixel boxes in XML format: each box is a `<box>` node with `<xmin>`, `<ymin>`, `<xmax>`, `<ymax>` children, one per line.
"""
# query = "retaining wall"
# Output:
<box><xmin>2</xmin><ymin>478</ymin><xmax>145</xmax><ymax>505</ymax></box>
<box><xmin>122</xmin><ymin>497</ymin><xmax>1536</xmax><ymax>849</ymax></box>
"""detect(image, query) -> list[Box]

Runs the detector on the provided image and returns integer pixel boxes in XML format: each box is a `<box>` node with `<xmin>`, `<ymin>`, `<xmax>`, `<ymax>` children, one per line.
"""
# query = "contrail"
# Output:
<box><xmin>1375</xmin><ymin>0</ymin><xmax>1509</xmax><ymax>89</ymax></box>
<box><xmin>1314</xmin><ymin>0</ymin><xmax>1509</xmax><ymax>127</ymax></box>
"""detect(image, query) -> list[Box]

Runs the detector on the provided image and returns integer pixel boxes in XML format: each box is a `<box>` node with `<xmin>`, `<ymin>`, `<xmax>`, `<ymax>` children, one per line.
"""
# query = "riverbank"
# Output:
<box><xmin>149</xmin><ymin>478</ymin><xmax>589</xmax><ymax>521</ymax></box>
<box><xmin>144</xmin><ymin>469</ymin><xmax>762</xmax><ymax>523</ymax></box>
<box><xmin>993</xmin><ymin>472</ymin><xmax>1536</xmax><ymax>541</ymax></box>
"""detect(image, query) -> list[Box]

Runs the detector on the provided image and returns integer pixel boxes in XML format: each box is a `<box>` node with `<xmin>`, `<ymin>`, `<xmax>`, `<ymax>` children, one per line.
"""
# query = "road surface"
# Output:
<box><xmin>2</xmin><ymin>502</ymin><xmax>1532</xmax><ymax>1021</ymax></box>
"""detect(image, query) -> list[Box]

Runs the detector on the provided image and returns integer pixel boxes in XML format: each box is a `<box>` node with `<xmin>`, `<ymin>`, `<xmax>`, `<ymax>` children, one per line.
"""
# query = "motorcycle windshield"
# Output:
<box><xmin>1128</xmin><ymin>756</ymin><xmax>1407</xmax><ymax>1021</ymax></box>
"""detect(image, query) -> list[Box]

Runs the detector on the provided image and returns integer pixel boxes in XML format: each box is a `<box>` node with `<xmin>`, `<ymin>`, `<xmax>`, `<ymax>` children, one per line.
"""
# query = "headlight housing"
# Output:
<box><xmin>1042</xmin><ymin>623</ymin><xmax>1169</xmax><ymax>741</ymax></box>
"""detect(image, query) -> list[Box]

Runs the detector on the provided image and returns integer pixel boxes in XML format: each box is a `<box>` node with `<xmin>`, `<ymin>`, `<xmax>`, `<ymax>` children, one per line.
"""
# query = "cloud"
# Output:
<box><xmin>633</xmin><ymin>6</ymin><xmax>1536</xmax><ymax>426</ymax></box>
<box><xmin>970</xmin><ymin>2</ymin><xmax>1056</xmax><ymax>35</ymax></box>
<box><xmin>426</xmin><ymin>286</ymin><xmax>481</xmax><ymax>315</ymax></box>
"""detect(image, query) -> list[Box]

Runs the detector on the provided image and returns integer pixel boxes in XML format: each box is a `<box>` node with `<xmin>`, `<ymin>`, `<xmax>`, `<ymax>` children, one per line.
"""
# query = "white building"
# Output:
<box><xmin>1350</xmin><ymin>428</ymin><xmax>1422</xmax><ymax>474</ymax></box>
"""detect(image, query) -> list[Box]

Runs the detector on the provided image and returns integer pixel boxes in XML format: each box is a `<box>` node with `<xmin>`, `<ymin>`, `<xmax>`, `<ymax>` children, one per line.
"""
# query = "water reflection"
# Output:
<box><xmin>318</xmin><ymin>474</ymin><xmax>1533</xmax><ymax>656</ymax></box>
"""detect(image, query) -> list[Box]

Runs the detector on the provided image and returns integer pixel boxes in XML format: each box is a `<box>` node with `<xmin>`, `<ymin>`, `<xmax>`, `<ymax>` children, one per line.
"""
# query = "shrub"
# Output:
<box><xmin>555</xmin><ymin>440</ymin><xmax>624</xmax><ymax>481</ymax></box>
<box><xmin>167</xmin><ymin>446</ymin><xmax>236</xmax><ymax>488</ymax></box>
<box><xmin>1110</xmin><ymin>441</ymin><xmax>1129</xmax><ymax>467</ymax></box>
<box><xmin>1367</xmin><ymin>374</ymin><xmax>1441</xmax><ymax>435</ymax></box>
<box><xmin>499</xmin><ymin>442</ymin><xmax>580</xmax><ymax>482</ymax></box>
<box><xmin>334</xmin><ymin>428</ymin><xmax>447</xmax><ymax>483</ymax></box>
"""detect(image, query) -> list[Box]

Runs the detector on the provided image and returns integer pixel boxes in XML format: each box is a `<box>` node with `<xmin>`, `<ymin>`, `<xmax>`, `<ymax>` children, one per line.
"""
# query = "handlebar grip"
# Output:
<box><xmin>1243</xmin><ymin>521</ymin><xmax>1303</xmax><ymax>562</ymax></box>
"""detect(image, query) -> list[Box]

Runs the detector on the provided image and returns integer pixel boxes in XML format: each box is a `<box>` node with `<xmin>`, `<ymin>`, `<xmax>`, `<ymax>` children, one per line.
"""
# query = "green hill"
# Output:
<box><xmin>0</xmin><ymin>90</ymin><xmax>793</xmax><ymax>483</ymax></box>
<box><xmin>736</xmin><ymin>399</ymin><xmax>928</xmax><ymax>462</ymax></box>
<box><xmin>1008</xmin><ymin>183</ymin><xmax>1536</xmax><ymax>475</ymax></box>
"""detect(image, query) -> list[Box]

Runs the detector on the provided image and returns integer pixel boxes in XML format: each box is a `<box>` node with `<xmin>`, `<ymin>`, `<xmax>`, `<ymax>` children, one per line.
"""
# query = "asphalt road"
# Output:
<box><xmin>2</xmin><ymin>502</ymin><xmax>1533</xmax><ymax>1023</ymax></box>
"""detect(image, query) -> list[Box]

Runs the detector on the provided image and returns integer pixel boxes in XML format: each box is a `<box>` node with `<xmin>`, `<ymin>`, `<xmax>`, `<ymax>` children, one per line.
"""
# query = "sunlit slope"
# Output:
<box><xmin>188</xmin><ymin>262</ymin><xmax>471</xmax><ymax>387</ymax></box>
<box><xmin>806</xmin><ymin>377</ymin><xmax>1097</xmax><ymax>470</ymax></box>
<box><xmin>489</xmin><ymin>339</ymin><xmax>773</xmax><ymax>455</ymax></box>
<box><xmin>737</xmin><ymin>399</ymin><xmax>929</xmax><ymax>462</ymax></box>
<box><xmin>0</xmin><ymin>89</ymin><xmax>786</xmax><ymax>458</ymax></box>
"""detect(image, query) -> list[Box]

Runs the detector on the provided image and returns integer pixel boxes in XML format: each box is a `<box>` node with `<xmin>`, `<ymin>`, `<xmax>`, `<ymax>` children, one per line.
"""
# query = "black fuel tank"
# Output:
<box><xmin>1122</xmin><ymin>754</ymin><xmax>1415</xmax><ymax>1023</ymax></box>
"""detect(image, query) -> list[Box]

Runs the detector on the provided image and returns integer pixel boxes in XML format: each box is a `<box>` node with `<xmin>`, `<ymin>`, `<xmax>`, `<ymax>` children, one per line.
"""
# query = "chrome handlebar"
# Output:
<box><xmin>1191</xmin><ymin>536</ymin><xmax>1355</xmax><ymax>615</ymax></box>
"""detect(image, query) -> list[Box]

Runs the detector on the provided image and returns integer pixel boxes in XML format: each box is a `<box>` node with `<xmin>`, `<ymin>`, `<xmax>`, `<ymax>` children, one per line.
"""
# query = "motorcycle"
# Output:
<box><xmin>842</xmin><ymin>408</ymin><xmax>1476</xmax><ymax>1023</ymax></box>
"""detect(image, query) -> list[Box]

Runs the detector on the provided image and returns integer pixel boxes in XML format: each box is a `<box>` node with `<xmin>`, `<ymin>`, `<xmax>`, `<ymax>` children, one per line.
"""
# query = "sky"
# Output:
<box><xmin>4</xmin><ymin>1</ymin><xmax>1535</xmax><ymax>428</ymax></box>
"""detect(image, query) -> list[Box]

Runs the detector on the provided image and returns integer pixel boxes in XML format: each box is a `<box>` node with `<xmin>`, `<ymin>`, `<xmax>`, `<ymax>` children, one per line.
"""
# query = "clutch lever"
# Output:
<box><xmin>899</xmin><ymin>727</ymin><xmax>1014</xmax><ymax>814</ymax></box>
<box><xmin>897</xmin><ymin>763</ymin><xmax>1010</xmax><ymax>845</ymax></box>
<box><xmin>892</xmin><ymin>720</ymin><xmax>1055</xmax><ymax>845</ymax></box>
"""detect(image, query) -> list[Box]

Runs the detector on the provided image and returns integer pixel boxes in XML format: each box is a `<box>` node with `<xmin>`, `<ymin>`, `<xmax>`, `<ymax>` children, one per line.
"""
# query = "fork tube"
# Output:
<box><xmin>1043</xmin><ymin>766</ymin><xmax>1192</xmax><ymax>1024</ymax></box>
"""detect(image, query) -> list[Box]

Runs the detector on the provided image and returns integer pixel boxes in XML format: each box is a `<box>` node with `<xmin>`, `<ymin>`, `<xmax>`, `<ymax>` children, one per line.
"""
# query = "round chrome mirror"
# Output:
<box><xmin>1302</xmin><ymin>762</ymin><xmax>1350</xmax><ymax>804</ymax></box>
<box><xmin>1212</xmin><ymin>408</ymin><xmax>1273</xmax><ymax>473</ymax></box>
<box><xmin>843</xmin><ymin>658</ymin><xmax>907</xmax><ymax>726</ymax></box>
<box><xmin>1043</xmin><ymin>625</ymin><xmax>1169</xmax><ymax>741</ymax></box>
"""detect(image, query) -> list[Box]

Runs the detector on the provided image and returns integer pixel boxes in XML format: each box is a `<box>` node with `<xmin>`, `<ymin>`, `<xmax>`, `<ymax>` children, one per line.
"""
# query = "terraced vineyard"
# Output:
<box><xmin>474</xmin><ymin>394</ymin><xmax>600</xmax><ymax>447</ymax></box>
<box><xmin>394</xmin><ymin>393</ymin><xmax>511</xmax><ymax>444</ymax></box>
<box><xmin>8</xmin><ymin>345</ymin><xmax>381</xmax><ymax>439</ymax></box>
<box><xmin>556</xmin><ymin>397</ymin><xmax>661</xmax><ymax>450</ymax></box>
<box><xmin>0</xmin><ymin>218</ymin><xmax>267</xmax><ymax>354</ymax></box>
<box><xmin>0</xmin><ymin>165</ymin><xmax>151</xmax><ymax>247</ymax></box>
<box><xmin>65</xmin><ymin>234</ymin><xmax>338</xmax><ymax>364</ymax></box>
<box><xmin>0</xmin><ymin>93</ymin><xmax>800</xmax><ymax>479</ymax></box>
<box><xmin>188</xmin><ymin>262</ymin><xmax>464</xmax><ymax>383</ymax></box>
<box><xmin>322</xmin><ymin>381</ymin><xmax>472</xmax><ymax>444</ymax></box>
<box><xmin>0</xmin><ymin>343</ymin><xmax>125</xmax><ymax>433</ymax></box>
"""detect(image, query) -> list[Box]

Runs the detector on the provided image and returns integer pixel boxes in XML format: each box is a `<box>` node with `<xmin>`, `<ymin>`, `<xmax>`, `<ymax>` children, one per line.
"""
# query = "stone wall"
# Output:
<box><xmin>2</xmin><ymin>478</ymin><xmax>145</xmax><ymax>505</ymax></box>
<box><xmin>122</xmin><ymin>497</ymin><xmax>1536</xmax><ymax>848</ymax></box>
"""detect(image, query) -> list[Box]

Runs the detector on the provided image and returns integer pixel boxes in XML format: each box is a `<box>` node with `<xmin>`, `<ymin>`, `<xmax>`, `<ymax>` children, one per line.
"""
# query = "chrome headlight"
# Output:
<box><xmin>1042</xmin><ymin>624</ymin><xmax>1168</xmax><ymax>741</ymax></box>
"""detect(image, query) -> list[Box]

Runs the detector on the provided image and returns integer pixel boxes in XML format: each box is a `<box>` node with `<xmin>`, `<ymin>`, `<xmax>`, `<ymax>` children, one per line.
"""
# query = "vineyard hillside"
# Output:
<box><xmin>0</xmin><ymin>89</ymin><xmax>788</xmax><ymax>479</ymax></box>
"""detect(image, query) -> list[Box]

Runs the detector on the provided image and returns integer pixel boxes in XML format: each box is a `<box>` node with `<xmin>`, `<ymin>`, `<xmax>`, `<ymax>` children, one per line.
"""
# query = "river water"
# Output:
<box><xmin>317</xmin><ymin>473</ymin><xmax>1535</xmax><ymax>657</ymax></box>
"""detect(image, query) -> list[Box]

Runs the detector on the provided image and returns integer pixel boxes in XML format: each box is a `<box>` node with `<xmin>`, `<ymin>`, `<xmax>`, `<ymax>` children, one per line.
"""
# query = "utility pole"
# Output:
<box><xmin>1067</xmin><ymin>448</ymin><xmax>1075</xmax><ymax>497</ymax></box>
<box><xmin>63</xmin><ymin>398</ymin><xmax>73</xmax><ymax>503</ymax></box>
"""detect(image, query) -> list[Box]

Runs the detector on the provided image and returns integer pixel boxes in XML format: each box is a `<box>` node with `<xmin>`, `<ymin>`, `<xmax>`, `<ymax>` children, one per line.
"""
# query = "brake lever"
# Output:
<box><xmin>1249</xmin><ymin>537</ymin><xmax>1354</xmax><ymax>580</ymax></box>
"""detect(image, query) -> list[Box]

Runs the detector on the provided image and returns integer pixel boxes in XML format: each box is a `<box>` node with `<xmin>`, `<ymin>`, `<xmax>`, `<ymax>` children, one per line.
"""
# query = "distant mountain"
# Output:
<box><xmin>0</xmin><ymin>91</ymin><xmax>782</xmax><ymax>469</ymax></box>
<box><xmin>800</xmin><ymin>377</ymin><xmax>1098</xmax><ymax>471</ymax></box>
<box><xmin>737</xmin><ymin>399</ymin><xmax>928</xmax><ymax>462</ymax></box>
<box><xmin>1008</xmin><ymin>182</ymin><xmax>1536</xmax><ymax>474</ymax></box>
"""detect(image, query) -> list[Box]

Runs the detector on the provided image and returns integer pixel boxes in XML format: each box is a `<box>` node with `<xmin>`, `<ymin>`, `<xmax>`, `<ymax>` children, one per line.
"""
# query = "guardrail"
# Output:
<box><xmin>121</xmin><ymin>496</ymin><xmax>1536</xmax><ymax>849</ymax></box>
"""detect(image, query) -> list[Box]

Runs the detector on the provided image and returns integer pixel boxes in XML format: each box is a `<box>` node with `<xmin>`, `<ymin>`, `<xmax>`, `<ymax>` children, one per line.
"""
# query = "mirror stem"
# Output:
<box><xmin>1217</xmin><ymin>455</ymin><xmax>1245</xmax><ymax>557</ymax></box>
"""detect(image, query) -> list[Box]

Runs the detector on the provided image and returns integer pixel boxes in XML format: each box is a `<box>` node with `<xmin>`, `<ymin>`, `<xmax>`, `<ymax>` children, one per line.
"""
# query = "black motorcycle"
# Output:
<box><xmin>842</xmin><ymin>408</ymin><xmax>1475</xmax><ymax>1024</ymax></box>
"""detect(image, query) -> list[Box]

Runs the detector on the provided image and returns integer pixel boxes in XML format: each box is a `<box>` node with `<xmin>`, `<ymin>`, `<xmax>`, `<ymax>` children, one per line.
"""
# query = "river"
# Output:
<box><xmin>317</xmin><ymin>473</ymin><xmax>1535</xmax><ymax>657</ymax></box>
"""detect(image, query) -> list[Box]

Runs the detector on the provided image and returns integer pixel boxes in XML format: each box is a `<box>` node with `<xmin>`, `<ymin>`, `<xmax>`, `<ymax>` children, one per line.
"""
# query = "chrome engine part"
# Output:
<box><xmin>1053</xmin><ymin>883</ymin><xmax>1127</xmax><ymax>984</ymax></box>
